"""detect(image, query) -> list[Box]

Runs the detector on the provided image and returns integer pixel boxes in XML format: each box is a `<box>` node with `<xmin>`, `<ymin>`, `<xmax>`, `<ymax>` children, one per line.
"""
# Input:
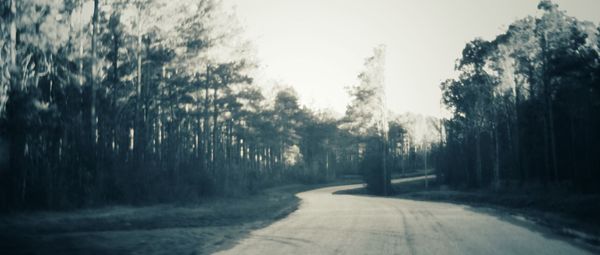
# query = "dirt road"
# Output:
<box><xmin>216</xmin><ymin>177</ymin><xmax>593</xmax><ymax>255</ymax></box>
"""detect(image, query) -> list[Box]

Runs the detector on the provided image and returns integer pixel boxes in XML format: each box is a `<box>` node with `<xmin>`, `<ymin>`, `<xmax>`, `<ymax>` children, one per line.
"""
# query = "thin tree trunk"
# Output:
<box><xmin>134</xmin><ymin>6</ymin><xmax>143</xmax><ymax>167</ymax></box>
<box><xmin>195</xmin><ymin>75</ymin><xmax>202</xmax><ymax>160</ymax></box>
<box><xmin>91</xmin><ymin>0</ymin><xmax>99</xmax><ymax>146</ymax></box>
<box><xmin>9</xmin><ymin>0</ymin><xmax>16</xmax><ymax>69</ymax></box>
<box><xmin>89</xmin><ymin>0</ymin><xmax>99</xmax><ymax>202</ymax></box>
<box><xmin>212</xmin><ymin>81</ymin><xmax>218</xmax><ymax>178</ymax></box>
<box><xmin>493</xmin><ymin>124</ymin><xmax>500</xmax><ymax>189</ymax></box>
<box><xmin>541</xmin><ymin>31</ymin><xmax>558</xmax><ymax>184</ymax></box>
<box><xmin>513</xmin><ymin>81</ymin><xmax>524</xmax><ymax>184</ymax></box>
<box><xmin>569</xmin><ymin>113</ymin><xmax>577</xmax><ymax>182</ymax></box>
<box><xmin>6</xmin><ymin>0</ymin><xmax>20</xmax><ymax>207</ymax></box>
<box><xmin>475</xmin><ymin>131</ymin><xmax>482</xmax><ymax>187</ymax></box>
<box><xmin>542</xmin><ymin>114</ymin><xmax>550</xmax><ymax>184</ymax></box>
<box><xmin>548</xmin><ymin>98</ymin><xmax>558</xmax><ymax>182</ymax></box>
<box><xmin>110</xmin><ymin>13</ymin><xmax>119</xmax><ymax>166</ymax></box>
<box><xmin>203</xmin><ymin>65</ymin><xmax>211</xmax><ymax>175</ymax></box>
<box><xmin>79</xmin><ymin>0</ymin><xmax>84</xmax><ymax>88</ymax></box>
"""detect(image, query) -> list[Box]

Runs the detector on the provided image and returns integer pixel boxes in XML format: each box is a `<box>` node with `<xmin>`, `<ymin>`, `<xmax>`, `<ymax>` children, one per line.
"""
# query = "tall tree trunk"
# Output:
<box><xmin>513</xmin><ymin>81</ymin><xmax>524</xmax><ymax>184</ymax></box>
<box><xmin>89</xmin><ymin>0</ymin><xmax>99</xmax><ymax>202</ymax></box>
<box><xmin>91</xmin><ymin>0</ymin><xmax>99</xmax><ymax>147</ymax></box>
<box><xmin>6</xmin><ymin>0</ymin><xmax>23</xmax><ymax>207</ymax></box>
<box><xmin>78</xmin><ymin>0</ymin><xmax>84</xmax><ymax>88</ymax></box>
<box><xmin>110</xmin><ymin>13</ymin><xmax>119</xmax><ymax>167</ymax></box>
<box><xmin>540</xmin><ymin>31</ymin><xmax>558</xmax><ymax>184</ymax></box>
<box><xmin>134</xmin><ymin>6</ymin><xmax>144</xmax><ymax>169</ymax></box>
<box><xmin>493</xmin><ymin>124</ymin><xmax>500</xmax><ymax>189</ymax></box>
<box><xmin>475</xmin><ymin>131</ymin><xmax>483</xmax><ymax>187</ymax></box>
<box><xmin>382</xmin><ymin>136</ymin><xmax>389</xmax><ymax>195</ymax></box>
<box><xmin>203</xmin><ymin>65</ymin><xmax>211</xmax><ymax>176</ymax></box>
<box><xmin>195</xmin><ymin>75</ymin><xmax>202</xmax><ymax>161</ymax></box>
<box><xmin>9</xmin><ymin>0</ymin><xmax>16</xmax><ymax>68</ymax></box>
<box><xmin>541</xmin><ymin>113</ymin><xmax>550</xmax><ymax>185</ymax></box>
<box><xmin>6</xmin><ymin>4</ymin><xmax>26</xmax><ymax>201</ymax></box>
<box><xmin>212</xmin><ymin>81</ymin><xmax>219</xmax><ymax>182</ymax></box>
<box><xmin>569</xmin><ymin>113</ymin><xmax>577</xmax><ymax>183</ymax></box>
<box><xmin>547</xmin><ymin>98</ymin><xmax>558</xmax><ymax>182</ymax></box>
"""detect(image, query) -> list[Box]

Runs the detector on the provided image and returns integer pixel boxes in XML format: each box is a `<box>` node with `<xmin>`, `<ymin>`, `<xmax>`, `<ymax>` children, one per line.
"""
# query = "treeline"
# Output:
<box><xmin>0</xmin><ymin>0</ymin><xmax>363</xmax><ymax>210</ymax></box>
<box><xmin>438</xmin><ymin>0</ymin><xmax>600</xmax><ymax>191</ymax></box>
<box><xmin>0</xmin><ymin>0</ymin><xmax>439</xmax><ymax>210</ymax></box>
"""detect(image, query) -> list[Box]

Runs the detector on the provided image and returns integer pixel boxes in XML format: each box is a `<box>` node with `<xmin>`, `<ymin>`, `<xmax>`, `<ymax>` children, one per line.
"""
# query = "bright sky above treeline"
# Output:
<box><xmin>222</xmin><ymin>0</ymin><xmax>600</xmax><ymax>117</ymax></box>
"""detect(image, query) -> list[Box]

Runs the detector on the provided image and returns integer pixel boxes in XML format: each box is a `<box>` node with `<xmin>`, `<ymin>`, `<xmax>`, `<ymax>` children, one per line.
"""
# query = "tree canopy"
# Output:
<box><xmin>438</xmin><ymin>0</ymin><xmax>600</xmax><ymax>191</ymax></box>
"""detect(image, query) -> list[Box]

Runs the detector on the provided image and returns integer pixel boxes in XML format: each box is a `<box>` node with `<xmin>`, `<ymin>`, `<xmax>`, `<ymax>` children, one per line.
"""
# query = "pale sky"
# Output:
<box><xmin>222</xmin><ymin>0</ymin><xmax>600</xmax><ymax>117</ymax></box>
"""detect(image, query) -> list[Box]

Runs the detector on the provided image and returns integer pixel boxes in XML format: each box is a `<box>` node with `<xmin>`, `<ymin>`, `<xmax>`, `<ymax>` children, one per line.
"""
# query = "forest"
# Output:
<box><xmin>1</xmin><ymin>0</ymin><xmax>599</xmax><ymax>214</ymax></box>
<box><xmin>438</xmin><ymin>0</ymin><xmax>600</xmax><ymax>192</ymax></box>
<box><xmin>0</xmin><ymin>0</ymin><xmax>438</xmax><ymax>211</ymax></box>
<box><xmin>3</xmin><ymin>1</ymin><xmax>600</xmax><ymax>254</ymax></box>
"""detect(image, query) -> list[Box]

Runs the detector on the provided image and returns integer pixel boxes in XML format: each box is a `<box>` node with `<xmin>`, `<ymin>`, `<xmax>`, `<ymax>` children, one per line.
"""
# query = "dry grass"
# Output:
<box><xmin>0</xmin><ymin>184</ymin><xmax>315</xmax><ymax>255</ymax></box>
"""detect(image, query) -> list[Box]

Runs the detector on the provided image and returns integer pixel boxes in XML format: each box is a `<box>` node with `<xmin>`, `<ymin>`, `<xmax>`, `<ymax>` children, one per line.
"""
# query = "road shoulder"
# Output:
<box><xmin>0</xmin><ymin>184</ymin><xmax>314</xmax><ymax>255</ymax></box>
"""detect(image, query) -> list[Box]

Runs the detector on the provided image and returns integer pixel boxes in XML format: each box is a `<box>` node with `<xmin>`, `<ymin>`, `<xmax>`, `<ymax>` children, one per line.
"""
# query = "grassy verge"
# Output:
<box><xmin>390</xmin><ymin>179</ymin><xmax>600</xmax><ymax>247</ymax></box>
<box><xmin>0</xmin><ymin>183</ymin><xmax>327</xmax><ymax>255</ymax></box>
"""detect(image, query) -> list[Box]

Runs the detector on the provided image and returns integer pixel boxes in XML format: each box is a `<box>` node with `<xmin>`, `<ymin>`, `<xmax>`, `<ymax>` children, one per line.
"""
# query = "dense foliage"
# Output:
<box><xmin>0</xmin><ymin>0</ymin><xmax>346</xmax><ymax>210</ymax></box>
<box><xmin>438</xmin><ymin>0</ymin><xmax>600</xmax><ymax>192</ymax></box>
<box><xmin>0</xmin><ymin>0</ymin><xmax>436</xmax><ymax>210</ymax></box>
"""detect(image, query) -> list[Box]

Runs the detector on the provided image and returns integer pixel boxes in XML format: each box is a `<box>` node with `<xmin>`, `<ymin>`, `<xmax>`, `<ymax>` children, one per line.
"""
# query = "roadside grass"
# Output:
<box><xmin>390</xmin><ymin>179</ymin><xmax>600</xmax><ymax>247</ymax></box>
<box><xmin>0</xmin><ymin>183</ymin><xmax>333</xmax><ymax>255</ymax></box>
<box><xmin>334</xmin><ymin>176</ymin><xmax>600</xmax><ymax>248</ymax></box>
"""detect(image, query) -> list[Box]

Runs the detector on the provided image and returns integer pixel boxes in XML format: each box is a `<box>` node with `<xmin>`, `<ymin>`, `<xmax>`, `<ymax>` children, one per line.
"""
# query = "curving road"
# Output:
<box><xmin>216</xmin><ymin>176</ymin><xmax>594</xmax><ymax>255</ymax></box>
